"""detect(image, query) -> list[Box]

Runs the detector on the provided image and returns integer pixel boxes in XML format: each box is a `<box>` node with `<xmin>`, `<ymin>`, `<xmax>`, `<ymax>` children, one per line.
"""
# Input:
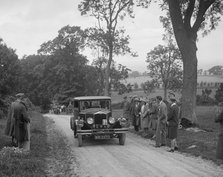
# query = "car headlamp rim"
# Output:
<box><xmin>87</xmin><ymin>117</ymin><xmax>94</xmax><ymax>124</ymax></box>
<box><xmin>109</xmin><ymin>117</ymin><xmax>115</xmax><ymax>124</ymax></box>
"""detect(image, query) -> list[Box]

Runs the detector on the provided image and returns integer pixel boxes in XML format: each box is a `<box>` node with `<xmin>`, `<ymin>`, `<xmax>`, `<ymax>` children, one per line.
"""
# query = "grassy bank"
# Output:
<box><xmin>0</xmin><ymin>112</ymin><xmax>49</xmax><ymax>177</ymax></box>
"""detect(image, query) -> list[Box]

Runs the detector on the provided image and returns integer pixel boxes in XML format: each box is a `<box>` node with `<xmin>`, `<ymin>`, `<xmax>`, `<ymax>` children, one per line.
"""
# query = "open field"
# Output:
<box><xmin>111</xmin><ymin>88</ymin><xmax>217</xmax><ymax>104</ymax></box>
<box><xmin>125</xmin><ymin>75</ymin><xmax>223</xmax><ymax>87</ymax></box>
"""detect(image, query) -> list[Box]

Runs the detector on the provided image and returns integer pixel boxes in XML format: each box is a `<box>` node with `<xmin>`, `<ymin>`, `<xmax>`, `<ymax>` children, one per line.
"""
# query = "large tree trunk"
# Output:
<box><xmin>167</xmin><ymin>0</ymin><xmax>198</xmax><ymax>124</ymax></box>
<box><xmin>181</xmin><ymin>41</ymin><xmax>198</xmax><ymax>124</ymax></box>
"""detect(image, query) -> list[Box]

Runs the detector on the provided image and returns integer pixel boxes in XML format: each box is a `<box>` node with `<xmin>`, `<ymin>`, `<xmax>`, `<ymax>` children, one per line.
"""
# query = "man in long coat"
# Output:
<box><xmin>155</xmin><ymin>96</ymin><xmax>167</xmax><ymax>147</ymax></box>
<box><xmin>167</xmin><ymin>98</ymin><xmax>179</xmax><ymax>152</ymax></box>
<box><xmin>6</xmin><ymin>93</ymin><xmax>30</xmax><ymax>149</ymax></box>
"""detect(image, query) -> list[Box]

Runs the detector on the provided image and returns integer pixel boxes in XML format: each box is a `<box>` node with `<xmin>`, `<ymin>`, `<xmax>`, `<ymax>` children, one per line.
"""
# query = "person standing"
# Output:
<box><xmin>132</xmin><ymin>97</ymin><xmax>141</xmax><ymax>131</ymax></box>
<box><xmin>155</xmin><ymin>96</ymin><xmax>167</xmax><ymax>147</ymax></box>
<box><xmin>215</xmin><ymin>102</ymin><xmax>223</xmax><ymax>159</ymax></box>
<box><xmin>167</xmin><ymin>97</ymin><xmax>179</xmax><ymax>152</ymax></box>
<box><xmin>5</xmin><ymin>98</ymin><xmax>17</xmax><ymax>146</ymax></box>
<box><xmin>148</xmin><ymin>98</ymin><xmax>159</xmax><ymax>138</ymax></box>
<box><xmin>123</xmin><ymin>96</ymin><xmax>131</xmax><ymax>126</ymax></box>
<box><xmin>140</xmin><ymin>98</ymin><xmax>149</xmax><ymax>136</ymax></box>
<box><xmin>12</xmin><ymin>93</ymin><xmax>30</xmax><ymax>150</ymax></box>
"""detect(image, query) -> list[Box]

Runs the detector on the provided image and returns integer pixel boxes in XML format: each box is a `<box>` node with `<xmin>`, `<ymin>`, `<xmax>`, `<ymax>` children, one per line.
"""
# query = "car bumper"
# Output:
<box><xmin>77</xmin><ymin>128</ymin><xmax>128</xmax><ymax>135</ymax></box>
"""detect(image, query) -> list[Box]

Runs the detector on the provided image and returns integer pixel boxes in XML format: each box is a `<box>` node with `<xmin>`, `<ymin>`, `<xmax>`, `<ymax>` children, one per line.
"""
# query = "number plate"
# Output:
<box><xmin>94</xmin><ymin>135</ymin><xmax>110</xmax><ymax>139</ymax></box>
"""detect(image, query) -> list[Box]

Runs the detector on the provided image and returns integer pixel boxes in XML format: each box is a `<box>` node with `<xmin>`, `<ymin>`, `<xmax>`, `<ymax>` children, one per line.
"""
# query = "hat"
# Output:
<box><xmin>16</xmin><ymin>93</ymin><xmax>25</xmax><ymax>98</ymax></box>
<box><xmin>134</xmin><ymin>97</ymin><xmax>140</xmax><ymax>102</ymax></box>
<box><xmin>140</xmin><ymin>98</ymin><xmax>146</xmax><ymax>102</ymax></box>
<box><xmin>169</xmin><ymin>96</ymin><xmax>177</xmax><ymax>102</ymax></box>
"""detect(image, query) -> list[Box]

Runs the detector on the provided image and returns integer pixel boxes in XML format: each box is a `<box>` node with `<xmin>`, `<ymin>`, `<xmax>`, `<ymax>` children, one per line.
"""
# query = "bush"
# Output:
<box><xmin>196</xmin><ymin>95</ymin><xmax>215</xmax><ymax>106</ymax></box>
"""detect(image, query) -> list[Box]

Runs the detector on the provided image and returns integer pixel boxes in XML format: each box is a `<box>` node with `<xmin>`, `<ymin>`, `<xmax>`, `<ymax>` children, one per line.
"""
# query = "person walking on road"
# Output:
<box><xmin>167</xmin><ymin>97</ymin><xmax>179</xmax><ymax>152</ymax></box>
<box><xmin>155</xmin><ymin>96</ymin><xmax>167</xmax><ymax>147</ymax></box>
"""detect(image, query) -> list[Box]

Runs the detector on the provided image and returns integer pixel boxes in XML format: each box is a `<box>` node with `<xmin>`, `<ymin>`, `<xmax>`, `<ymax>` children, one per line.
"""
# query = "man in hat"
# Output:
<box><xmin>167</xmin><ymin>97</ymin><xmax>179</xmax><ymax>152</ymax></box>
<box><xmin>6</xmin><ymin>93</ymin><xmax>30</xmax><ymax>150</ymax></box>
<box><xmin>132</xmin><ymin>97</ymin><xmax>141</xmax><ymax>131</ymax></box>
<box><xmin>155</xmin><ymin>96</ymin><xmax>167</xmax><ymax>147</ymax></box>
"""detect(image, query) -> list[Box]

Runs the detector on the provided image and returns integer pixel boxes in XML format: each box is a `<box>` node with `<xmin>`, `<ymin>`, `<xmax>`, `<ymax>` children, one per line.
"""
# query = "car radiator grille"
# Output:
<box><xmin>94</xmin><ymin>114</ymin><xmax>106</xmax><ymax>125</ymax></box>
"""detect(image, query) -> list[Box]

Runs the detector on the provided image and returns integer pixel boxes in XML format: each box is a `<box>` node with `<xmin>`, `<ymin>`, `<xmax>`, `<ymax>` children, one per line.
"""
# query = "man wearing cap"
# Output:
<box><xmin>167</xmin><ymin>97</ymin><xmax>179</xmax><ymax>152</ymax></box>
<box><xmin>7</xmin><ymin>93</ymin><xmax>30</xmax><ymax>150</ymax></box>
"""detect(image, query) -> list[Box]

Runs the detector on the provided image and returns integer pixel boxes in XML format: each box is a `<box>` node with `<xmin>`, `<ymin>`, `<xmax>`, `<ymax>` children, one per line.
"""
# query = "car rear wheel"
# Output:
<box><xmin>119</xmin><ymin>133</ymin><xmax>126</xmax><ymax>145</ymax></box>
<box><xmin>78</xmin><ymin>134</ymin><xmax>82</xmax><ymax>147</ymax></box>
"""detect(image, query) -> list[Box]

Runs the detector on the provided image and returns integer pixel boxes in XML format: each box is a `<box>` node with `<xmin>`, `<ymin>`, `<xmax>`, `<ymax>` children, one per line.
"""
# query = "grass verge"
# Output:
<box><xmin>0</xmin><ymin>111</ymin><xmax>49</xmax><ymax>177</ymax></box>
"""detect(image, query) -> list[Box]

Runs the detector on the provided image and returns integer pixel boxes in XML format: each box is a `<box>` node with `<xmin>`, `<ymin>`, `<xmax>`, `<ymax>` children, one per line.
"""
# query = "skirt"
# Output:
<box><xmin>167</xmin><ymin>126</ymin><xmax>177</xmax><ymax>139</ymax></box>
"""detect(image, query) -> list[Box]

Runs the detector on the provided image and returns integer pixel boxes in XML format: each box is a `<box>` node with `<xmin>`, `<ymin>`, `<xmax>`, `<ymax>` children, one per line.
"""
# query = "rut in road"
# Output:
<box><xmin>44</xmin><ymin>114</ymin><xmax>223</xmax><ymax>177</ymax></box>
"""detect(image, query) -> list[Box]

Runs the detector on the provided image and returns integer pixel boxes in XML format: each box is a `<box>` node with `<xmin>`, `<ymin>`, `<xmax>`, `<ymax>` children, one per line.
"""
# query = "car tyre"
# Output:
<box><xmin>119</xmin><ymin>133</ymin><xmax>126</xmax><ymax>145</ymax></box>
<box><xmin>78</xmin><ymin>134</ymin><xmax>82</xmax><ymax>147</ymax></box>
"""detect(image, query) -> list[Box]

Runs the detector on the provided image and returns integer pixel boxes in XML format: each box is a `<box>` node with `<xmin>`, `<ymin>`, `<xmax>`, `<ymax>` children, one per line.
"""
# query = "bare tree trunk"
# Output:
<box><xmin>181</xmin><ymin>42</ymin><xmax>198</xmax><ymax>124</ymax></box>
<box><xmin>104</xmin><ymin>45</ymin><xmax>113</xmax><ymax>96</ymax></box>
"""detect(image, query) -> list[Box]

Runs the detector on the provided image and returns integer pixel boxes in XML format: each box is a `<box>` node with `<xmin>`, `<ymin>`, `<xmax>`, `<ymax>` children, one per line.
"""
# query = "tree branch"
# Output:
<box><xmin>192</xmin><ymin>0</ymin><xmax>215</xmax><ymax>33</ymax></box>
<box><xmin>184</xmin><ymin>0</ymin><xmax>195</xmax><ymax>30</ymax></box>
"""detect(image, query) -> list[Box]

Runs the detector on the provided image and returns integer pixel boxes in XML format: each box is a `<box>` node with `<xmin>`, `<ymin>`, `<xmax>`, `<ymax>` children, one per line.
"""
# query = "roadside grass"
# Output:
<box><xmin>113</xmin><ymin>106</ymin><xmax>223</xmax><ymax>165</ymax></box>
<box><xmin>0</xmin><ymin>111</ymin><xmax>49</xmax><ymax>177</ymax></box>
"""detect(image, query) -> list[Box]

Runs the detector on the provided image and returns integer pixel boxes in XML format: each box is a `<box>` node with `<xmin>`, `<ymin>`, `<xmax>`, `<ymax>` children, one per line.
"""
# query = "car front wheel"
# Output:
<box><xmin>119</xmin><ymin>133</ymin><xmax>126</xmax><ymax>145</ymax></box>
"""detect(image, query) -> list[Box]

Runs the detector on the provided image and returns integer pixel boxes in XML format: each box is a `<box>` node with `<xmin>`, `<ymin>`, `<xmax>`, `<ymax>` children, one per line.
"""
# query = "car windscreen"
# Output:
<box><xmin>80</xmin><ymin>100</ymin><xmax>110</xmax><ymax>110</ymax></box>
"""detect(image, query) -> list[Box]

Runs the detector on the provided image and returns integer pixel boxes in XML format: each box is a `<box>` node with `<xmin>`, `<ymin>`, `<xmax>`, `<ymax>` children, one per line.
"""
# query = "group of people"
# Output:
<box><xmin>123</xmin><ymin>95</ymin><xmax>180</xmax><ymax>152</ymax></box>
<box><xmin>4</xmin><ymin>93</ymin><xmax>31</xmax><ymax>151</ymax></box>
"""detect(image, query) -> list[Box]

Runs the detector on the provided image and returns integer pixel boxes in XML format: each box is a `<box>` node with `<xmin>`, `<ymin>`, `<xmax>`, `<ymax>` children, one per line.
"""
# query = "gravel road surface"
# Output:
<box><xmin>44</xmin><ymin>114</ymin><xmax>223</xmax><ymax>177</ymax></box>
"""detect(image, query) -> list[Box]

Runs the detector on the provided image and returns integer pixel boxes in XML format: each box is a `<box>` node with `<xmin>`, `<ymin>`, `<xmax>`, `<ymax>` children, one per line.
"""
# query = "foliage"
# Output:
<box><xmin>79</xmin><ymin>0</ymin><xmax>136</xmax><ymax>95</ymax></box>
<box><xmin>146</xmin><ymin>44</ymin><xmax>183</xmax><ymax>99</ymax></box>
<box><xmin>196</xmin><ymin>88</ymin><xmax>215</xmax><ymax>106</ymax></box>
<box><xmin>141</xmin><ymin>79</ymin><xmax>157</xmax><ymax>95</ymax></box>
<box><xmin>208</xmin><ymin>65</ymin><xmax>223</xmax><ymax>75</ymax></box>
<box><xmin>0</xmin><ymin>39</ymin><xmax>21</xmax><ymax>96</ymax></box>
<box><xmin>215</xmin><ymin>83</ymin><xmax>223</xmax><ymax>103</ymax></box>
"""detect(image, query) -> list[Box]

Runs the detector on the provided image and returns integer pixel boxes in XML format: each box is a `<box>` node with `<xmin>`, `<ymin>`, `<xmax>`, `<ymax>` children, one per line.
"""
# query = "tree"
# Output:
<box><xmin>141</xmin><ymin>80</ymin><xmax>157</xmax><ymax>95</ymax></box>
<box><xmin>79</xmin><ymin>0</ymin><xmax>136</xmax><ymax>96</ymax></box>
<box><xmin>146</xmin><ymin>44</ymin><xmax>183</xmax><ymax>100</ymax></box>
<box><xmin>142</xmin><ymin>0</ymin><xmax>223</xmax><ymax>123</ymax></box>
<box><xmin>208</xmin><ymin>65</ymin><xmax>223</xmax><ymax>75</ymax></box>
<box><xmin>0</xmin><ymin>38</ymin><xmax>20</xmax><ymax>95</ymax></box>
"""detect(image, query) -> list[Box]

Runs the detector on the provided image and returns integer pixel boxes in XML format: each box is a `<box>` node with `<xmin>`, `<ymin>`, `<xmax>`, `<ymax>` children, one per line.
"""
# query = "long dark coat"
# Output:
<box><xmin>167</xmin><ymin>103</ymin><xmax>179</xmax><ymax>139</ymax></box>
<box><xmin>5</xmin><ymin>102</ymin><xmax>16</xmax><ymax>137</ymax></box>
<box><xmin>10</xmin><ymin>101</ymin><xmax>30</xmax><ymax>142</ymax></box>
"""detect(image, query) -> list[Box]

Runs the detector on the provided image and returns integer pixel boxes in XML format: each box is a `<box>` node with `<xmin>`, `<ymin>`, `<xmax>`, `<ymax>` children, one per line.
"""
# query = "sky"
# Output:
<box><xmin>0</xmin><ymin>0</ymin><xmax>222</xmax><ymax>72</ymax></box>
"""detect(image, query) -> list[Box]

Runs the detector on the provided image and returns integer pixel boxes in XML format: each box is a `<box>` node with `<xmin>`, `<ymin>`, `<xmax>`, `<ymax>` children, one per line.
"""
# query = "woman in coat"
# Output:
<box><xmin>167</xmin><ymin>98</ymin><xmax>179</xmax><ymax>152</ymax></box>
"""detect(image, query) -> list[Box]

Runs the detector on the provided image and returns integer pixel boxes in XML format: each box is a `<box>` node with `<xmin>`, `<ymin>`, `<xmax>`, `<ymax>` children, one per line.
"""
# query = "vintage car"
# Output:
<box><xmin>70</xmin><ymin>96</ymin><xmax>129</xmax><ymax>147</ymax></box>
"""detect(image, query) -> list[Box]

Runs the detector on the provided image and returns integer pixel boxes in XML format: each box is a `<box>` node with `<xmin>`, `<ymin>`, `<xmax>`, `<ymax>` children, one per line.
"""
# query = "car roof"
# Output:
<box><xmin>74</xmin><ymin>96</ymin><xmax>111</xmax><ymax>101</ymax></box>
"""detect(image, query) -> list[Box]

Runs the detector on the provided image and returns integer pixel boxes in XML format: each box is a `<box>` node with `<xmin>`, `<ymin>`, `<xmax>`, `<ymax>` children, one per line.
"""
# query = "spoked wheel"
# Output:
<box><xmin>78</xmin><ymin>134</ymin><xmax>83</xmax><ymax>147</ymax></box>
<box><xmin>119</xmin><ymin>133</ymin><xmax>126</xmax><ymax>145</ymax></box>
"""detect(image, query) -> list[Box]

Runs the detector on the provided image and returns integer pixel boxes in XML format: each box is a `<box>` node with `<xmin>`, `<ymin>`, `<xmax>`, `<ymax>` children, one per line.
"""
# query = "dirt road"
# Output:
<box><xmin>44</xmin><ymin>114</ymin><xmax>223</xmax><ymax>177</ymax></box>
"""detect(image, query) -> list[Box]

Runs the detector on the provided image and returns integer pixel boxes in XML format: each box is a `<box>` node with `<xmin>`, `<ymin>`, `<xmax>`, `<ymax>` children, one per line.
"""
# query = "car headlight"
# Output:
<box><xmin>87</xmin><ymin>117</ymin><xmax>94</xmax><ymax>124</ymax></box>
<box><xmin>109</xmin><ymin>117</ymin><xmax>115</xmax><ymax>124</ymax></box>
